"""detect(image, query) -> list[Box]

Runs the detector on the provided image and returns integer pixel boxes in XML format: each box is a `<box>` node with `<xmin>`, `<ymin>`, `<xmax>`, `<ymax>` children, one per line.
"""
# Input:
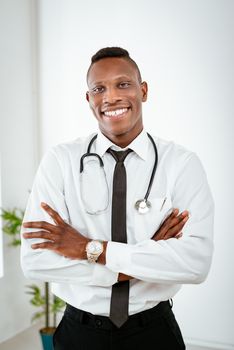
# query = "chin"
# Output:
<box><xmin>99</xmin><ymin>117</ymin><xmax>143</xmax><ymax>140</ymax></box>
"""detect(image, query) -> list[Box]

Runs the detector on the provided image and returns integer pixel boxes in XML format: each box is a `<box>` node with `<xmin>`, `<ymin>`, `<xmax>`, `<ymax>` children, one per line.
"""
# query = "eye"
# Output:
<box><xmin>92</xmin><ymin>86</ymin><xmax>104</xmax><ymax>94</ymax></box>
<box><xmin>119</xmin><ymin>82</ymin><xmax>131</xmax><ymax>89</ymax></box>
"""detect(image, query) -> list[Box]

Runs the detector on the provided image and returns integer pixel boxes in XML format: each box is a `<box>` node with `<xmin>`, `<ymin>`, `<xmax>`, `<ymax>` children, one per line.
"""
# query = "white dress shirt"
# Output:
<box><xmin>21</xmin><ymin>129</ymin><xmax>214</xmax><ymax>316</ymax></box>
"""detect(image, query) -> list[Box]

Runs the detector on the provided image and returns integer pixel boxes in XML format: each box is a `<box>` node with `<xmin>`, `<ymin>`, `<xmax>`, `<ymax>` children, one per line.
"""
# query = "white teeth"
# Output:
<box><xmin>104</xmin><ymin>108</ymin><xmax>128</xmax><ymax>117</ymax></box>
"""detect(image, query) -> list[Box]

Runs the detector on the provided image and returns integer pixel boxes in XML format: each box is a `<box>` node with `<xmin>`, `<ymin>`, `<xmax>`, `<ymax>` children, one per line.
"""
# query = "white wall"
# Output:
<box><xmin>38</xmin><ymin>0</ymin><xmax>234</xmax><ymax>349</ymax></box>
<box><xmin>0</xmin><ymin>0</ymin><xmax>40</xmax><ymax>343</ymax></box>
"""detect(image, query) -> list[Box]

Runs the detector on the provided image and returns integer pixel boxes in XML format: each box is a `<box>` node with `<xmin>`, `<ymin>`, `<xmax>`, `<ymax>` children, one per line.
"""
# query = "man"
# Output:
<box><xmin>21</xmin><ymin>47</ymin><xmax>214</xmax><ymax>349</ymax></box>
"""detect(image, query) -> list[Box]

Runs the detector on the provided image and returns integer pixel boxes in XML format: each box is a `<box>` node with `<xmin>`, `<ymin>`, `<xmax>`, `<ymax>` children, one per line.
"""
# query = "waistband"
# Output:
<box><xmin>64</xmin><ymin>301</ymin><xmax>172</xmax><ymax>330</ymax></box>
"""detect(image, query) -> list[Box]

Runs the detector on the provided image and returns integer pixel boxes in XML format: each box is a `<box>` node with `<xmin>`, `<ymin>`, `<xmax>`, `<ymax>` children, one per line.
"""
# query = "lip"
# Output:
<box><xmin>101</xmin><ymin>105</ymin><xmax>130</xmax><ymax>112</ymax></box>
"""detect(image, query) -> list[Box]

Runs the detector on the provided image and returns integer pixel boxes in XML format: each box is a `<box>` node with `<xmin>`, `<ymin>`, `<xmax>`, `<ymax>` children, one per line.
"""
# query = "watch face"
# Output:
<box><xmin>86</xmin><ymin>240</ymin><xmax>103</xmax><ymax>263</ymax></box>
<box><xmin>88</xmin><ymin>241</ymin><xmax>102</xmax><ymax>254</ymax></box>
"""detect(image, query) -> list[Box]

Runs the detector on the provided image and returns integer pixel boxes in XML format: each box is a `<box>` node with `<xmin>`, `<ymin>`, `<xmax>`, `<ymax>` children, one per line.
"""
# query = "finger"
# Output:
<box><xmin>165</xmin><ymin>216</ymin><xmax>189</xmax><ymax>239</ymax></box>
<box><xmin>156</xmin><ymin>208</ymin><xmax>179</xmax><ymax>235</ymax></box>
<box><xmin>41</xmin><ymin>202</ymin><xmax>65</xmax><ymax>225</ymax></box>
<box><xmin>155</xmin><ymin>209</ymin><xmax>182</xmax><ymax>239</ymax></box>
<box><xmin>23</xmin><ymin>221</ymin><xmax>56</xmax><ymax>230</ymax></box>
<box><xmin>31</xmin><ymin>241</ymin><xmax>56</xmax><ymax>250</ymax></box>
<box><xmin>166</xmin><ymin>210</ymin><xmax>189</xmax><ymax>229</ymax></box>
<box><xmin>163</xmin><ymin>209</ymin><xmax>179</xmax><ymax>225</ymax></box>
<box><xmin>175</xmin><ymin>232</ymin><xmax>183</xmax><ymax>239</ymax></box>
<box><xmin>180</xmin><ymin>210</ymin><xmax>189</xmax><ymax>218</ymax></box>
<box><xmin>170</xmin><ymin>210</ymin><xmax>189</xmax><ymax>224</ymax></box>
<box><xmin>152</xmin><ymin>209</ymin><xmax>189</xmax><ymax>241</ymax></box>
<box><xmin>23</xmin><ymin>230</ymin><xmax>57</xmax><ymax>241</ymax></box>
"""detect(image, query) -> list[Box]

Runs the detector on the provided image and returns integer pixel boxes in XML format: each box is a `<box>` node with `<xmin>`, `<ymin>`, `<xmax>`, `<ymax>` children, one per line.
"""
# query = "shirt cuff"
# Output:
<box><xmin>106</xmin><ymin>241</ymin><xmax>133</xmax><ymax>273</ymax></box>
<box><xmin>89</xmin><ymin>262</ymin><xmax>118</xmax><ymax>287</ymax></box>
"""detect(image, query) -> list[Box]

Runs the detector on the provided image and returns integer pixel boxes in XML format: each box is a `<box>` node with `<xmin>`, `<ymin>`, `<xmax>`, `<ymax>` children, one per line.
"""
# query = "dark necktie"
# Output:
<box><xmin>108</xmin><ymin>148</ymin><xmax>133</xmax><ymax>328</ymax></box>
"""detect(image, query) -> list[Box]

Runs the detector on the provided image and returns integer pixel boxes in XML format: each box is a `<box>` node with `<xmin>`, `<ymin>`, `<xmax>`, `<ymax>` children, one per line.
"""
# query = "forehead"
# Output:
<box><xmin>87</xmin><ymin>57</ymin><xmax>139</xmax><ymax>86</ymax></box>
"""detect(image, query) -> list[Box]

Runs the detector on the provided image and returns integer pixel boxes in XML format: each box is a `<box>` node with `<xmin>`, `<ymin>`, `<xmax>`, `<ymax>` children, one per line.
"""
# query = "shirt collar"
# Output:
<box><xmin>95</xmin><ymin>129</ymin><xmax>149</xmax><ymax>161</ymax></box>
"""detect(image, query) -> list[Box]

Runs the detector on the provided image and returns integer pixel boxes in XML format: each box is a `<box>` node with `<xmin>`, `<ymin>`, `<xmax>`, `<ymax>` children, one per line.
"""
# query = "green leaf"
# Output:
<box><xmin>0</xmin><ymin>207</ymin><xmax>24</xmax><ymax>246</ymax></box>
<box><xmin>51</xmin><ymin>296</ymin><xmax>66</xmax><ymax>313</ymax></box>
<box><xmin>12</xmin><ymin>239</ymin><xmax>21</xmax><ymax>246</ymax></box>
<box><xmin>31</xmin><ymin>311</ymin><xmax>45</xmax><ymax>323</ymax></box>
<box><xmin>26</xmin><ymin>284</ymin><xmax>45</xmax><ymax>307</ymax></box>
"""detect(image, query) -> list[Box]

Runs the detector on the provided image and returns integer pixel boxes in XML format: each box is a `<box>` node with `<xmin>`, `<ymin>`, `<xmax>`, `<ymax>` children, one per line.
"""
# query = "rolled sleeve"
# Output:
<box><xmin>106</xmin><ymin>242</ymin><xmax>134</xmax><ymax>273</ymax></box>
<box><xmin>90</xmin><ymin>263</ymin><xmax>118</xmax><ymax>286</ymax></box>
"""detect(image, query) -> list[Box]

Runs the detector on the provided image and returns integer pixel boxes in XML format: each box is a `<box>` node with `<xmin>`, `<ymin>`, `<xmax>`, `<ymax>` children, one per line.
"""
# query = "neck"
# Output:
<box><xmin>101</xmin><ymin>127</ymin><xmax>143</xmax><ymax>148</ymax></box>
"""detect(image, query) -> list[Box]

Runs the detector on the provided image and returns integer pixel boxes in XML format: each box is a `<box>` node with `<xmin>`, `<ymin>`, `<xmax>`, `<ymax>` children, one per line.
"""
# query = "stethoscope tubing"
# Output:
<box><xmin>145</xmin><ymin>133</ymin><xmax>158</xmax><ymax>201</ymax></box>
<box><xmin>80</xmin><ymin>132</ymin><xmax>158</xmax><ymax>206</ymax></box>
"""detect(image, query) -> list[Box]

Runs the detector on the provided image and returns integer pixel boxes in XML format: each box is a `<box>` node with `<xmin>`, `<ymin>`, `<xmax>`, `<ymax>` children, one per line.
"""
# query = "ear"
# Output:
<box><xmin>86</xmin><ymin>91</ymin><xmax>90</xmax><ymax>102</ymax></box>
<box><xmin>141</xmin><ymin>81</ymin><xmax>148</xmax><ymax>102</ymax></box>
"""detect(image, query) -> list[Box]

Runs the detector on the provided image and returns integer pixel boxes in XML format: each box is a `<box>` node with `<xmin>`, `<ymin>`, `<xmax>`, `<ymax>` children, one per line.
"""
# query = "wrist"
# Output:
<box><xmin>97</xmin><ymin>241</ymin><xmax>107</xmax><ymax>265</ymax></box>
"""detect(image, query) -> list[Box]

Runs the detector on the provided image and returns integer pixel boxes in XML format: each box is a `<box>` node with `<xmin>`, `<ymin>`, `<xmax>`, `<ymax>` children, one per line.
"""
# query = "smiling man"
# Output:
<box><xmin>86</xmin><ymin>51</ymin><xmax>147</xmax><ymax>147</ymax></box>
<box><xmin>21</xmin><ymin>47</ymin><xmax>214</xmax><ymax>350</ymax></box>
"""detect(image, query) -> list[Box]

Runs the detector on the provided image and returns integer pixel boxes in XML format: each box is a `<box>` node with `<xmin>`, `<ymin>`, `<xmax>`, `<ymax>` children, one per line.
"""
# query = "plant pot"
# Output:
<box><xmin>39</xmin><ymin>327</ymin><xmax>56</xmax><ymax>350</ymax></box>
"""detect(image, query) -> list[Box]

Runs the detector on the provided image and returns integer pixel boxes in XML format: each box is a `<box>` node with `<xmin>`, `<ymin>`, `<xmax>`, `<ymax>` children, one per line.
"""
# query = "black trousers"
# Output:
<box><xmin>53</xmin><ymin>301</ymin><xmax>186</xmax><ymax>350</ymax></box>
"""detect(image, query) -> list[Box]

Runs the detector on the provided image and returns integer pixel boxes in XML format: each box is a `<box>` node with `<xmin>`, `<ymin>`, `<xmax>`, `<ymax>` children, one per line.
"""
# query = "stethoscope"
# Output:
<box><xmin>80</xmin><ymin>133</ymin><xmax>158</xmax><ymax>214</ymax></box>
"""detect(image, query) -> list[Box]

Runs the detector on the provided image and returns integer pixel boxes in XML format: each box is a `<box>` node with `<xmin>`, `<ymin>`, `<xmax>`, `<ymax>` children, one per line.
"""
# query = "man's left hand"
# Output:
<box><xmin>23</xmin><ymin>202</ymin><xmax>89</xmax><ymax>260</ymax></box>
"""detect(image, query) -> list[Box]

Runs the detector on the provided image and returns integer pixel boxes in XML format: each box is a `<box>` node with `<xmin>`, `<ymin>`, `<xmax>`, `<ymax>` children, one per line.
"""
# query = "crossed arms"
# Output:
<box><xmin>23</xmin><ymin>203</ymin><xmax>189</xmax><ymax>281</ymax></box>
<box><xmin>21</xmin><ymin>148</ymin><xmax>214</xmax><ymax>286</ymax></box>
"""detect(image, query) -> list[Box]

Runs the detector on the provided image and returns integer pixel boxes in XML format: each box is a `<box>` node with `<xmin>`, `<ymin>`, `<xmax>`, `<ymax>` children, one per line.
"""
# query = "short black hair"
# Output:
<box><xmin>87</xmin><ymin>47</ymin><xmax>142</xmax><ymax>82</ymax></box>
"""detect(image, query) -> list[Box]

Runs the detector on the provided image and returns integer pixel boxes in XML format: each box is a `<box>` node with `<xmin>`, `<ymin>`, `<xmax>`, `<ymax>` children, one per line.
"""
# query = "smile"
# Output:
<box><xmin>103</xmin><ymin>108</ymin><xmax>129</xmax><ymax>117</ymax></box>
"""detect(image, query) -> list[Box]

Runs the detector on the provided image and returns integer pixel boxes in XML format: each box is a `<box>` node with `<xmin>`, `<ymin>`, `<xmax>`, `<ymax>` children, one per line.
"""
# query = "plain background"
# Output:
<box><xmin>0</xmin><ymin>0</ymin><xmax>233</xmax><ymax>348</ymax></box>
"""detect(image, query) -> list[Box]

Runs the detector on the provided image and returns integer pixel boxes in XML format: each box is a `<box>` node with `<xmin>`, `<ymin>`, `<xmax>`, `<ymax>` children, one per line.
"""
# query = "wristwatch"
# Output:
<box><xmin>85</xmin><ymin>240</ymin><xmax>104</xmax><ymax>263</ymax></box>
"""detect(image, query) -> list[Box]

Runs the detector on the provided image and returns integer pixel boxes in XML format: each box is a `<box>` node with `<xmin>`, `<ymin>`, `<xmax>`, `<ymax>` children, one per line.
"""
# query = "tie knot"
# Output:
<box><xmin>108</xmin><ymin>148</ymin><xmax>132</xmax><ymax>163</ymax></box>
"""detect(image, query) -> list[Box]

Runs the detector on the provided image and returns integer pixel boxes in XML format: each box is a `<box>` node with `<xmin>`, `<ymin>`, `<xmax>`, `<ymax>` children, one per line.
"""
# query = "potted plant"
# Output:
<box><xmin>26</xmin><ymin>282</ymin><xmax>65</xmax><ymax>350</ymax></box>
<box><xmin>1</xmin><ymin>207</ymin><xmax>65</xmax><ymax>350</ymax></box>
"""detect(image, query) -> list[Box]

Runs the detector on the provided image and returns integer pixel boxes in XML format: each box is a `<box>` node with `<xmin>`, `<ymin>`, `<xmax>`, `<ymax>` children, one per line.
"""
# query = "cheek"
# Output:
<box><xmin>88</xmin><ymin>98</ymin><xmax>98</xmax><ymax>113</ymax></box>
<box><xmin>132</xmin><ymin>96</ymin><xmax>143</xmax><ymax>112</ymax></box>
<box><xmin>89</xmin><ymin>102</ymin><xmax>102</xmax><ymax>120</ymax></box>
<box><xmin>89</xmin><ymin>96</ymin><xmax>101</xmax><ymax>110</ymax></box>
<box><xmin>128</xmin><ymin>90</ymin><xmax>144</xmax><ymax>106</ymax></box>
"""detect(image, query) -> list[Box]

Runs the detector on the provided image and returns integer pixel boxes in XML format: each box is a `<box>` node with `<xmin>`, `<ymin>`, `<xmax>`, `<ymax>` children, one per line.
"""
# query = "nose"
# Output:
<box><xmin>102</xmin><ymin>87</ymin><xmax>121</xmax><ymax>104</ymax></box>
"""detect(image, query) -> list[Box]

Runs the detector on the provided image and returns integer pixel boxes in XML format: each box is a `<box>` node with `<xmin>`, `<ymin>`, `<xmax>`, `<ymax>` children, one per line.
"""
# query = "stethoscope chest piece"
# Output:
<box><xmin>135</xmin><ymin>199</ymin><xmax>151</xmax><ymax>214</ymax></box>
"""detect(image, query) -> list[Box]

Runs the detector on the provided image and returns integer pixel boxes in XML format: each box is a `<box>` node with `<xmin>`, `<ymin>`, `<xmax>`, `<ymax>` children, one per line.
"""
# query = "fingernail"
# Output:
<box><xmin>41</xmin><ymin>202</ymin><xmax>47</xmax><ymax>207</ymax></box>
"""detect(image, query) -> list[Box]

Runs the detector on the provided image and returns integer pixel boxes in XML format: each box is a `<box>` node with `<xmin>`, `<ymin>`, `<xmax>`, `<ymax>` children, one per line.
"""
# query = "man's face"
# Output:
<box><xmin>86</xmin><ymin>57</ymin><xmax>148</xmax><ymax>145</ymax></box>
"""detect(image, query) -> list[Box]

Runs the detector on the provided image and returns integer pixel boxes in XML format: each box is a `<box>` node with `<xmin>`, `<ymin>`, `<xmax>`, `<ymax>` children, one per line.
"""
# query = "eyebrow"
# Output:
<box><xmin>88</xmin><ymin>75</ymin><xmax>132</xmax><ymax>87</ymax></box>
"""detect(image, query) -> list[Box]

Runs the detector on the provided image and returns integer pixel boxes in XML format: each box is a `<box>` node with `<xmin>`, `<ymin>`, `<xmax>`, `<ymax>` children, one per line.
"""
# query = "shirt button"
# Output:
<box><xmin>95</xmin><ymin>318</ymin><xmax>102</xmax><ymax>327</ymax></box>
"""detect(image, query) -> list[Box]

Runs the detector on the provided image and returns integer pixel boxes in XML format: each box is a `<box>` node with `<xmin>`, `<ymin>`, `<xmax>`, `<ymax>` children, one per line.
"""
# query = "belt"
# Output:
<box><xmin>64</xmin><ymin>301</ymin><xmax>172</xmax><ymax>330</ymax></box>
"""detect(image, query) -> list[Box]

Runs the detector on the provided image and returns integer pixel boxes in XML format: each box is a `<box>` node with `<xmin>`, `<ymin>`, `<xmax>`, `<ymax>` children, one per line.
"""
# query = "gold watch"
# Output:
<box><xmin>85</xmin><ymin>240</ymin><xmax>104</xmax><ymax>263</ymax></box>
